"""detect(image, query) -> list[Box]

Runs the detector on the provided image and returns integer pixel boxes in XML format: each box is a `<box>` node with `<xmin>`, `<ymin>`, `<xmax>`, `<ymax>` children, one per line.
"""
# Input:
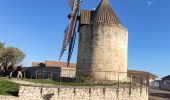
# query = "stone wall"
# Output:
<box><xmin>15</xmin><ymin>85</ymin><xmax>148</xmax><ymax>100</ymax></box>
<box><xmin>61</xmin><ymin>68</ymin><xmax>76</xmax><ymax>78</ymax></box>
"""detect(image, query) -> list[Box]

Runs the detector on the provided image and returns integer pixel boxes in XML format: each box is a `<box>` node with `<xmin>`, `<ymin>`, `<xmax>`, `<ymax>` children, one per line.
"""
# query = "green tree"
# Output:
<box><xmin>0</xmin><ymin>42</ymin><xmax>5</xmax><ymax>74</ymax></box>
<box><xmin>0</xmin><ymin>42</ymin><xmax>25</xmax><ymax>75</ymax></box>
<box><xmin>0</xmin><ymin>42</ymin><xmax>4</xmax><ymax>50</ymax></box>
<box><xmin>0</xmin><ymin>42</ymin><xmax>5</xmax><ymax>66</ymax></box>
<box><xmin>4</xmin><ymin>47</ymin><xmax>25</xmax><ymax>65</ymax></box>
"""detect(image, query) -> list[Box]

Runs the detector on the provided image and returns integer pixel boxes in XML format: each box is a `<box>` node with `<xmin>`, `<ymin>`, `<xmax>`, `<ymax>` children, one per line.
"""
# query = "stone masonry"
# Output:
<box><xmin>77</xmin><ymin>24</ymin><xmax>128</xmax><ymax>81</ymax></box>
<box><xmin>76</xmin><ymin>0</ymin><xmax>128</xmax><ymax>82</ymax></box>
<box><xmin>0</xmin><ymin>85</ymin><xmax>148</xmax><ymax>100</ymax></box>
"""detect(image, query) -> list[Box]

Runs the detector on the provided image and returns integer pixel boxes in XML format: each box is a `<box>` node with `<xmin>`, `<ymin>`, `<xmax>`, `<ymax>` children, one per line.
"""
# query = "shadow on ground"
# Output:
<box><xmin>6</xmin><ymin>91</ymin><xmax>19</xmax><ymax>96</ymax></box>
<box><xmin>150</xmin><ymin>93</ymin><xmax>170</xmax><ymax>99</ymax></box>
<box><xmin>43</xmin><ymin>93</ymin><xmax>54</xmax><ymax>100</ymax></box>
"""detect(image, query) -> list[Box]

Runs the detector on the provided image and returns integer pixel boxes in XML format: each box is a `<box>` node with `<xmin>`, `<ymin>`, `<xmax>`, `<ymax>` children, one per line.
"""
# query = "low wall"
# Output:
<box><xmin>160</xmin><ymin>84</ymin><xmax>170</xmax><ymax>91</ymax></box>
<box><xmin>18</xmin><ymin>85</ymin><xmax>148</xmax><ymax>100</ymax></box>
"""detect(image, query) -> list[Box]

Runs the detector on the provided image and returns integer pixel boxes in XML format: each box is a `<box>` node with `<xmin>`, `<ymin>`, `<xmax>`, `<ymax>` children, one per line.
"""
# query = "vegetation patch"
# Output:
<box><xmin>23</xmin><ymin>78</ymin><xmax>132</xmax><ymax>86</ymax></box>
<box><xmin>24</xmin><ymin>78</ymin><xmax>90</xmax><ymax>86</ymax></box>
<box><xmin>0</xmin><ymin>77</ymin><xmax>19</xmax><ymax>96</ymax></box>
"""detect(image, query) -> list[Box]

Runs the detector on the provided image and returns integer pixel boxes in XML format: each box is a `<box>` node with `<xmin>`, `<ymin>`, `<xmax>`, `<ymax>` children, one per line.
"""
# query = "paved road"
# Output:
<box><xmin>149</xmin><ymin>88</ymin><xmax>170</xmax><ymax>100</ymax></box>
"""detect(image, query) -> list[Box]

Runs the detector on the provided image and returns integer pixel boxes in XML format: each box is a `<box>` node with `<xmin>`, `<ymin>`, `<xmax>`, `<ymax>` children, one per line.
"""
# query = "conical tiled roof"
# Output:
<box><xmin>92</xmin><ymin>0</ymin><xmax>121</xmax><ymax>25</ymax></box>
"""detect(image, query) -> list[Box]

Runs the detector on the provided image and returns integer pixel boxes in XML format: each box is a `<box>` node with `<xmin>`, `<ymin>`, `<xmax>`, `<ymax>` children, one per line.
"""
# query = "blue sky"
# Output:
<box><xmin>0</xmin><ymin>0</ymin><xmax>170</xmax><ymax>78</ymax></box>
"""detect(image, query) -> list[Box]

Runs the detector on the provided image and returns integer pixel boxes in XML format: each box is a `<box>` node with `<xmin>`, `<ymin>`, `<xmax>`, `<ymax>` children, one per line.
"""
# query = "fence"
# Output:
<box><xmin>25</xmin><ymin>69</ymin><xmax>149</xmax><ymax>88</ymax></box>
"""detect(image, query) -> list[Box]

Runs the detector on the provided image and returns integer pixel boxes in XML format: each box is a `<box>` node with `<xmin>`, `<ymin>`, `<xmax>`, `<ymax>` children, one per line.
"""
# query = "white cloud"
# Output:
<box><xmin>146</xmin><ymin>0</ymin><xmax>154</xmax><ymax>7</ymax></box>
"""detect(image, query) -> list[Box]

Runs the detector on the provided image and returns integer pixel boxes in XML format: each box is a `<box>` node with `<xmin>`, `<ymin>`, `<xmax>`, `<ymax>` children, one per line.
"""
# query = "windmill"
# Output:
<box><xmin>59</xmin><ymin>0</ymin><xmax>82</xmax><ymax>66</ymax></box>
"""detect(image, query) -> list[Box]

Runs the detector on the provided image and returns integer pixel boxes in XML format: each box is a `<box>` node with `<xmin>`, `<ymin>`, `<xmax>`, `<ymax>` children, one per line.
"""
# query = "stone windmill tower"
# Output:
<box><xmin>60</xmin><ymin>0</ymin><xmax>128</xmax><ymax>82</ymax></box>
<box><xmin>76</xmin><ymin>0</ymin><xmax>128</xmax><ymax>81</ymax></box>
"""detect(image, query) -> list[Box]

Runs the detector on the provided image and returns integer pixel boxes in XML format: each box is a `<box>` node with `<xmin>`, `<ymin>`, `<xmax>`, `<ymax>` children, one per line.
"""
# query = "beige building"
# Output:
<box><xmin>30</xmin><ymin>61</ymin><xmax>76</xmax><ymax>78</ymax></box>
<box><xmin>128</xmin><ymin>70</ymin><xmax>158</xmax><ymax>85</ymax></box>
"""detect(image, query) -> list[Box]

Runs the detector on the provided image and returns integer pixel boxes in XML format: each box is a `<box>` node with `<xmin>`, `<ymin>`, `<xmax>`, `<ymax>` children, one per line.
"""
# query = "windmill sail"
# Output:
<box><xmin>67</xmin><ymin>31</ymin><xmax>76</xmax><ymax>66</ymax></box>
<box><xmin>68</xmin><ymin>0</ymin><xmax>74</xmax><ymax>9</ymax></box>
<box><xmin>59</xmin><ymin>26</ymin><xmax>70</xmax><ymax>60</ymax></box>
<box><xmin>59</xmin><ymin>0</ymin><xmax>82</xmax><ymax>66</ymax></box>
<box><xmin>67</xmin><ymin>14</ymin><xmax>78</xmax><ymax>66</ymax></box>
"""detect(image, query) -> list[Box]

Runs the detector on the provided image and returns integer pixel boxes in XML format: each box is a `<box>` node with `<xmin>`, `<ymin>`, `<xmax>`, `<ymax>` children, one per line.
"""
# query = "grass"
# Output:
<box><xmin>23</xmin><ymin>78</ymin><xmax>95</xmax><ymax>86</ymax></box>
<box><xmin>24</xmin><ymin>78</ymin><xmax>61</xmax><ymax>85</ymax></box>
<box><xmin>0</xmin><ymin>77</ymin><xmax>19</xmax><ymax>96</ymax></box>
<box><xmin>23</xmin><ymin>78</ymin><xmax>131</xmax><ymax>86</ymax></box>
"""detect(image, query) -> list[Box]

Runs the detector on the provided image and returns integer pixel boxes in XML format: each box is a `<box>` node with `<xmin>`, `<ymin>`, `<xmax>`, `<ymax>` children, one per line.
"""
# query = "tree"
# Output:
<box><xmin>0</xmin><ymin>42</ymin><xmax>5</xmax><ymax>69</ymax></box>
<box><xmin>0</xmin><ymin>42</ymin><xmax>25</xmax><ymax>75</ymax></box>
<box><xmin>0</xmin><ymin>42</ymin><xmax>5</xmax><ymax>57</ymax></box>
<box><xmin>0</xmin><ymin>42</ymin><xmax>4</xmax><ymax>50</ymax></box>
<box><xmin>4</xmin><ymin>47</ymin><xmax>25</xmax><ymax>65</ymax></box>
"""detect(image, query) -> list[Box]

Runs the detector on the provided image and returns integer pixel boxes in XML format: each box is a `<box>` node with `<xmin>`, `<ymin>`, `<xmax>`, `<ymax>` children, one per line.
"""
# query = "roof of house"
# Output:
<box><xmin>162</xmin><ymin>75</ymin><xmax>170</xmax><ymax>80</ymax></box>
<box><xmin>92</xmin><ymin>0</ymin><xmax>121</xmax><ymax>25</ymax></box>
<box><xmin>128</xmin><ymin>70</ymin><xmax>158</xmax><ymax>78</ymax></box>
<box><xmin>44</xmin><ymin>61</ymin><xmax>76</xmax><ymax>68</ymax></box>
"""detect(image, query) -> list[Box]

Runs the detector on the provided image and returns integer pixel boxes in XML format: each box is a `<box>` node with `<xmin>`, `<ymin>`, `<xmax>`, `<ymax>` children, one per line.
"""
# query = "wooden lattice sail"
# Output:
<box><xmin>59</xmin><ymin>0</ymin><xmax>82</xmax><ymax>66</ymax></box>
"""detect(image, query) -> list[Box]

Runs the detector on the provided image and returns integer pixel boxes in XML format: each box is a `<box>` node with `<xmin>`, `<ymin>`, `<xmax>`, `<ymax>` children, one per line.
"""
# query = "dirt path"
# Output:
<box><xmin>8</xmin><ymin>78</ymin><xmax>55</xmax><ymax>87</ymax></box>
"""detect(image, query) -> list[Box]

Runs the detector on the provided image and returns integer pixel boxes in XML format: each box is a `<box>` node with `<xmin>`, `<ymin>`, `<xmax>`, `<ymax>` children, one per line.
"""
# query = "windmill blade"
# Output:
<box><xmin>59</xmin><ymin>12</ymin><xmax>77</xmax><ymax>60</ymax></box>
<box><xmin>68</xmin><ymin>0</ymin><xmax>74</xmax><ymax>9</ymax></box>
<box><xmin>59</xmin><ymin>25</ymin><xmax>70</xmax><ymax>60</ymax></box>
<box><xmin>59</xmin><ymin>0</ymin><xmax>82</xmax><ymax>64</ymax></box>
<box><xmin>66</xmin><ymin>4</ymin><xmax>79</xmax><ymax>66</ymax></box>
<box><xmin>67</xmin><ymin>21</ymin><xmax>77</xmax><ymax>67</ymax></box>
<box><xmin>67</xmin><ymin>34</ymin><xmax>76</xmax><ymax>67</ymax></box>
